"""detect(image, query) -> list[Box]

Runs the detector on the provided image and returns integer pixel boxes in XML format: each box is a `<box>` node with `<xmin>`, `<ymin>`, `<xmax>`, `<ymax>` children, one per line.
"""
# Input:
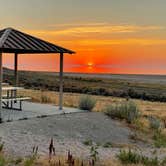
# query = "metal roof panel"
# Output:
<box><xmin>0</xmin><ymin>28</ymin><xmax>75</xmax><ymax>54</ymax></box>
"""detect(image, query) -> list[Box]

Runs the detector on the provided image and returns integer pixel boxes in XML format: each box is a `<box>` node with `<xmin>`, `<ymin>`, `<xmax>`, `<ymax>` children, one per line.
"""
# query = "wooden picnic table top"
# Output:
<box><xmin>2</xmin><ymin>97</ymin><xmax>31</xmax><ymax>101</ymax></box>
<box><xmin>2</xmin><ymin>87</ymin><xmax>24</xmax><ymax>91</ymax></box>
<box><xmin>2</xmin><ymin>83</ymin><xmax>9</xmax><ymax>86</ymax></box>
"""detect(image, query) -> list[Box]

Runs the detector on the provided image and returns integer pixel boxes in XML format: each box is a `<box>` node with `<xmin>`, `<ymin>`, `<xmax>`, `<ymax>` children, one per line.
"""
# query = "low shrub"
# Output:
<box><xmin>117</xmin><ymin>149</ymin><xmax>160</xmax><ymax>166</ymax></box>
<box><xmin>161</xmin><ymin>157</ymin><xmax>166</xmax><ymax>165</ymax></box>
<box><xmin>90</xmin><ymin>144</ymin><xmax>99</xmax><ymax>161</ymax></box>
<box><xmin>153</xmin><ymin>131</ymin><xmax>166</xmax><ymax>148</ymax></box>
<box><xmin>0</xmin><ymin>154</ymin><xmax>7</xmax><ymax>166</ymax></box>
<box><xmin>14</xmin><ymin>157</ymin><xmax>23</xmax><ymax>165</ymax></box>
<box><xmin>105</xmin><ymin>101</ymin><xmax>140</xmax><ymax>123</ymax></box>
<box><xmin>133</xmin><ymin>118</ymin><xmax>149</xmax><ymax>133</ymax></box>
<box><xmin>83</xmin><ymin>139</ymin><xmax>93</xmax><ymax>146</ymax></box>
<box><xmin>78</xmin><ymin>95</ymin><xmax>96</xmax><ymax>111</ymax></box>
<box><xmin>117</xmin><ymin>149</ymin><xmax>141</xmax><ymax>164</ymax></box>
<box><xmin>148</xmin><ymin>116</ymin><xmax>162</xmax><ymax>131</ymax></box>
<box><xmin>0</xmin><ymin>143</ymin><xmax>4</xmax><ymax>152</ymax></box>
<box><xmin>141</xmin><ymin>156</ymin><xmax>160</xmax><ymax>166</ymax></box>
<box><xmin>103</xmin><ymin>142</ymin><xmax>112</xmax><ymax>148</ymax></box>
<box><xmin>24</xmin><ymin>155</ymin><xmax>37</xmax><ymax>166</ymax></box>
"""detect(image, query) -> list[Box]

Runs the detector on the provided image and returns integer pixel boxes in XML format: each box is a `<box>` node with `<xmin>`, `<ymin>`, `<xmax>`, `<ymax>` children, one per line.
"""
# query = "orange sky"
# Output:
<box><xmin>1</xmin><ymin>0</ymin><xmax>166</xmax><ymax>74</ymax></box>
<box><xmin>3</xmin><ymin>26</ymin><xmax>166</xmax><ymax>74</ymax></box>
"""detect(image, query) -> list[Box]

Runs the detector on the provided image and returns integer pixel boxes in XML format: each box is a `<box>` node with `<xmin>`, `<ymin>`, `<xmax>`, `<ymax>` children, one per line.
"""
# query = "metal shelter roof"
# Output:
<box><xmin>0</xmin><ymin>27</ymin><xmax>75</xmax><ymax>54</ymax></box>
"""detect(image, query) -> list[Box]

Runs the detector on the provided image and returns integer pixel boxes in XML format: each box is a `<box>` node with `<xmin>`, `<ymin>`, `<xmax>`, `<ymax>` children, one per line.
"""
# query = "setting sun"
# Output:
<box><xmin>0</xmin><ymin>0</ymin><xmax>166</xmax><ymax>165</ymax></box>
<box><xmin>1</xmin><ymin>0</ymin><xmax>166</xmax><ymax>75</ymax></box>
<box><xmin>87</xmin><ymin>62</ymin><xmax>94</xmax><ymax>70</ymax></box>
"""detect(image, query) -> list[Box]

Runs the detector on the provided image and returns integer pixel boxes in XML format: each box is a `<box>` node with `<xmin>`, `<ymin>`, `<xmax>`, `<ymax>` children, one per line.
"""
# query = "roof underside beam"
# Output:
<box><xmin>1</xmin><ymin>48</ymin><xmax>73</xmax><ymax>54</ymax></box>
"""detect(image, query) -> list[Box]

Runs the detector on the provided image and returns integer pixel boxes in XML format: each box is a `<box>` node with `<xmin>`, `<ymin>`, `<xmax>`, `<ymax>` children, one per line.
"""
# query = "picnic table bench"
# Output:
<box><xmin>2</xmin><ymin>86</ymin><xmax>31</xmax><ymax>110</ymax></box>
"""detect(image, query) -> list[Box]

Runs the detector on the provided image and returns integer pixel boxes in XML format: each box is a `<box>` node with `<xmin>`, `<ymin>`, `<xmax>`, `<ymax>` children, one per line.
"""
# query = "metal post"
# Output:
<box><xmin>59</xmin><ymin>52</ymin><xmax>63</xmax><ymax>110</ymax></box>
<box><xmin>0</xmin><ymin>52</ymin><xmax>3</xmax><ymax>122</ymax></box>
<box><xmin>14</xmin><ymin>53</ymin><xmax>18</xmax><ymax>86</ymax></box>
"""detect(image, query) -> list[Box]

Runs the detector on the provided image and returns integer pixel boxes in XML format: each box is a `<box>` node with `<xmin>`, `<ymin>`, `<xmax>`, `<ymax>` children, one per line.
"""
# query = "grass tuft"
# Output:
<box><xmin>41</xmin><ymin>93</ymin><xmax>51</xmax><ymax>103</ymax></box>
<box><xmin>103</xmin><ymin>142</ymin><xmax>112</xmax><ymax>148</ymax></box>
<box><xmin>117</xmin><ymin>149</ymin><xmax>161</xmax><ymax>166</ymax></box>
<box><xmin>117</xmin><ymin>149</ymin><xmax>141</xmax><ymax>164</ymax></box>
<box><xmin>148</xmin><ymin>116</ymin><xmax>162</xmax><ymax>131</ymax></box>
<box><xmin>153</xmin><ymin>131</ymin><xmax>166</xmax><ymax>148</ymax></box>
<box><xmin>83</xmin><ymin>139</ymin><xmax>93</xmax><ymax>146</ymax></box>
<box><xmin>78</xmin><ymin>95</ymin><xmax>96</xmax><ymax>111</ymax></box>
<box><xmin>24</xmin><ymin>155</ymin><xmax>37</xmax><ymax>166</ymax></box>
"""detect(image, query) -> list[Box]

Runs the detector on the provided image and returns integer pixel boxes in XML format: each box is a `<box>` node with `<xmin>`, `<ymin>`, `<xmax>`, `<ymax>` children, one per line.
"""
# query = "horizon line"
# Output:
<box><xmin>4</xmin><ymin>67</ymin><xmax>166</xmax><ymax>77</ymax></box>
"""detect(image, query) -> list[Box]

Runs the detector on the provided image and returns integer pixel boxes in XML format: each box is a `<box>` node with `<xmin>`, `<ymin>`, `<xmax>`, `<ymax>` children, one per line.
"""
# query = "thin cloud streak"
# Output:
<box><xmin>26</xmin><ymin>23</ymin><xmax>165</xmax><ymax>36</ymax></box>
<box><xmin>61</xmin><ymin>38</ymin><xmax>166</xmax><ymax>46</ymax></box>
<box><xmin>24</xmin><ymin>23</ymin><xmax>166</xmax><ymax>47</ymax></box>
<box><xmin>81</xmin><ymin>38</ymin><xmax>166</xmax><ymax>46</ymax></box>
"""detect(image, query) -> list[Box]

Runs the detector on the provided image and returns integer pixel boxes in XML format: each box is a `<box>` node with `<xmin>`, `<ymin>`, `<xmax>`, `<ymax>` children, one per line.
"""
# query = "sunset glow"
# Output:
<box><xmin>1</xmin><ymin>0</ymin><xmax>166</xmax><ymax>74</ymax></box>
<box><xmin>87</xmin><ymin>62</ymin><xmax>93</xmax><ymax>69</ymax></box>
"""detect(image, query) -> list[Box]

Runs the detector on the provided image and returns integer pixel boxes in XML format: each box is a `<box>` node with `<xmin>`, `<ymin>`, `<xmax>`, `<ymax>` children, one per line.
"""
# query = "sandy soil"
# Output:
<box><xmin>0</xmin><ymin>112</ymin><xmax>165</xmax><ymax>160</ymax></box>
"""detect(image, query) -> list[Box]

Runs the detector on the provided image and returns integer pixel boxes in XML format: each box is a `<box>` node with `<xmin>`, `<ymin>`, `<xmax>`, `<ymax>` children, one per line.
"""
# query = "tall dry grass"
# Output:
<box><xmin>28</xmin><ymin>155</ymin><xmax>138</xmax><ymax>166</ymax></box>
<box><xmin>19</xmin><ymin>89</ymin><xmax>166</xmax><ymax>119</ymax></box>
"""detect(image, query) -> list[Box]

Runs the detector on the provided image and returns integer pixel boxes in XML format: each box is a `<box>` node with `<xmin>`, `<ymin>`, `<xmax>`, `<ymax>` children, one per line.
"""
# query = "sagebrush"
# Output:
<box><xmin>78</xmin><ymin>95</ymin><xmax>96</xmax><ymax>111</ymax></box>
<box><xmin>105</xmin><ymin>101</ymin><xmax>140</xmax><ymax>123</ymax></box>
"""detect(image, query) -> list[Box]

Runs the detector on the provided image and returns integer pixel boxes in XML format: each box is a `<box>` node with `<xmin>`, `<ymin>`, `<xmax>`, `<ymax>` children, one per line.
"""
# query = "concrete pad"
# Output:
<box><xmin>1</xmin><ymin>101</ymin><xmax>83</xmax><ymax>122</ymax></box>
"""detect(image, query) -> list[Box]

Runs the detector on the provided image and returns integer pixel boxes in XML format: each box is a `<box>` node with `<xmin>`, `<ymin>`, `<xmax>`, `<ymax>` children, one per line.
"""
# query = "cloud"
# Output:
<box><xmin>48</xmin><ymin>22</ymin><xmax>108</xmax><ymax>28</ymax></box>
<box><xmin>53</xmin><ymin>38</ymin><xmax>166</xmax><ymax>46</ymax></box>
<box><xmin>26</xmin><ymin>23</ymin><xmax>165</xmax><ymax>37</ymax></box>
<box><xmin>72</xmin><ymin>38</ymin><xmax>166</xmax><ymax>46</ymax></box>
<box><xmin>56</xmin><ymin>25</ymin><xmax>163</xmax><ymax>35</ymax></box>
<box><xmin>23</xmin><ymin>23</ymin><xmax>166</xmax><ymax>47</ymax></box>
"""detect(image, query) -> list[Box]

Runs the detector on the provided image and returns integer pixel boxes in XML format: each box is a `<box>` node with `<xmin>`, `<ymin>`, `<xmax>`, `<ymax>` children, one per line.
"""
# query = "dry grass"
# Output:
<box><xmin>0</xmin><ymin>151</ymin><xmax>143</xmax><ymax>166</ymax></box>
<box><xmin>29</xmin><ymin>155</ymin><xmax>142</xmax><ymax>166</ymax></box>
<box><xmin>19</xmin><ymin>89</ymin><xmax>166</xmax><ymax>119</ymax></box>
<box><xmin>19</xmin><ymin>89</ymin><xmax>126</xmax><ymax>111</ymax></box>
<box><xmin>135</xmin><ymin>100</ymin><xmax>166</xmax><ymax>119</ymax></box>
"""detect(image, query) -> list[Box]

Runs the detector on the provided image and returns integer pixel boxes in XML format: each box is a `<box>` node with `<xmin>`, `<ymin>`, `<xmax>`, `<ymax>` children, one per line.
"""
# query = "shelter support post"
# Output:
<box><xmin>14</xmin><ymin>53</ymin><xmax>18</xmax><ymax>86</ymax></box>
<box><xmin>59</xmin><ymin>52</ymin><xmax>63</xmax><ymax>110</ymax></box>
<box><xmin>0</xmin><ymin>52</ymin><xmax>2</xmax><ymax>122</ymax></box>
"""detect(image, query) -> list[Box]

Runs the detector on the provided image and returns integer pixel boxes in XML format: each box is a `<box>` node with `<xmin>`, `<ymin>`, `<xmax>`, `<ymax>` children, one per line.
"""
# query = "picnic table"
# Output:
<box><xmin>2</xmin><ymin>83</ymin><xmax>9</xmax><ymax>86</ymax></box>
<box><xmin>2</xmin><ymin>86</ymin><xmax>30</xmax><ymax>110</ymax></box>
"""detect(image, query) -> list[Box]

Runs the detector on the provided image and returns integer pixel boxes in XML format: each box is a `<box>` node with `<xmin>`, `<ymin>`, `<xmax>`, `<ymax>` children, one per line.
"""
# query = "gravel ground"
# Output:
<box><xmin>0</xmin><ymin>112</ymin><xmax>165</xmax><ymax>159</ymax></box>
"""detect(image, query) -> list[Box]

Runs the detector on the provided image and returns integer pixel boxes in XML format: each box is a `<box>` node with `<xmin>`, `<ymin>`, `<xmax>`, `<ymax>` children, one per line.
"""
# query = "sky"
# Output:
<box><xmin>0</xmin><ymin>0</ymin><xmax>166</xmax><ymax>74</ymax></box>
